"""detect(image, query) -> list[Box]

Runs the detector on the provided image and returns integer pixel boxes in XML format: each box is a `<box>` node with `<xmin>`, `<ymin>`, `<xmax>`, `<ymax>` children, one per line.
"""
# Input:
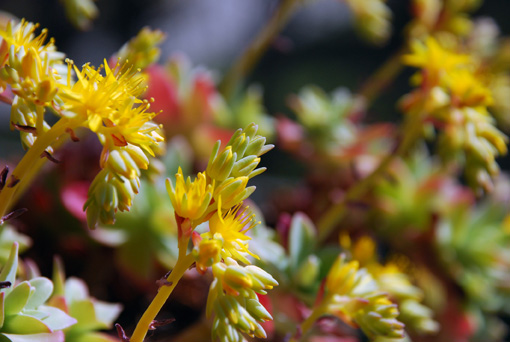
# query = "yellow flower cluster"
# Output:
<box><xmin>319</xmin><ymin>254</ymin><xmax>405</xmax><ymax>339</ymax></box>
<box><xmin>409</xmin><ymin>0</ymin><xmax>482</xmax><ymax>39</ymax></box>
<box><xmin>167</xmin><ymin>123</ymin><xmax>271</xmax><ymax>225</ymax></box>
<box><xmin>206</xmin><ymin>258</ymin><xmax>277</xmax><ymax>342</ymax></box>
<box><xmin>166</xmin><ymin>124</ymin><xmax>276</xmax><ymax>342</ymax></box>
<box><xmin>344</xmin><ymin>0</ymin><xmax>392</xmax><ymax>45</ymax></box>
<box><xmin>401</xmin><ymin>37</ymin><xmax>507</xmax><ymax>191</ymax></box>
<box><xmin>0</xmin><ymin>19</ymin><xmax>164</xmax><ymax>227</ymax></box>
<box><xmin>347</xmin><ymin>236</ymin><xmax>439</xmax><ymax>334</ymax></box>
<box><xmin>167</xmin><ymin>168</ymin><xmax>212</xmax><ymax>222</ymax></box>
<box><xmin>114</xmin><ymin>27</ymin><xmax>166</xmax><ymax>71</ymax></box>
<box><xmin>0</xmin><ymin>20</ymin><xmax>66</xmax><ymax>150</ymax></box>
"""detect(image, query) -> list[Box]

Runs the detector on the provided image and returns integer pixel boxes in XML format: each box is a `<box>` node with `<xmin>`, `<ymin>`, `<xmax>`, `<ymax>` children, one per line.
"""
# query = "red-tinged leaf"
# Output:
<box><xmin>60</xmin><ymin>181</ymin><xmax>89</xmax><ymax>221</ymax></box>
<box><xmin>276</xmin><ymin>116</ymin><xmax>304</xmax><ymax>151</ymax></box>
<box><xmin>145</xmin><ymin>65</ymin><xmax>179</xmax><ymax>121</ymax></box>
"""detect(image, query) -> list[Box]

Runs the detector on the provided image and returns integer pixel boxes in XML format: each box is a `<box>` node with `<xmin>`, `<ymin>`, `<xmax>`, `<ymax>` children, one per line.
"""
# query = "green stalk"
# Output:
<box><xmin>0</xmin><ymin>118</ymin><xmax>70</xmax><ymax>221</ymax></box>
<box><xmin>317</xmin><ymin>113</ymin><xmax>424</xmax><ymax>243</ymax></box>
<box><xmin>130</xmin><ymin>236</ymin><xmax>194</xmax><ymax>342</ymax></box>
<box><xmin>219</xmin><ymin>0</ymin><xmax>301</xmax><ymax>99</ymax></box>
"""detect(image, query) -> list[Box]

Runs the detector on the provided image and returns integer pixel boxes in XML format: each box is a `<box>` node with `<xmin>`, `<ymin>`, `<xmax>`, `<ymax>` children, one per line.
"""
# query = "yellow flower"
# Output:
<box><xmin>0</xmin><ymin>19</ymin><xmax>58</xmax><ymax>64</ymax></box>
<box><xmin>115</xmin><ymin>27</ymin><xmax>165</xmax><ymax>70</ymax></box>
<box><xmin>194</xmin><ymin>238</ymin><xmax>222</xmax><ymax>274</ymax></box>
<box><xmin>60</xmin><ymin>60</ymin><xmax>161</xmax><ymax>152</ymax></box>
<box><xmin>204</xmin><ymin>198</ymin><xmax>259</xmax><ymax>265</ymax></box>
<box><xmin>166</xmin><ymin>167</ymin><xmax>213</xmax><ymax>221</ymax></box>
<box><xmin>444</xmin><ymin>68</ymin><xmax>493</xmax><ymax>108</ymax></box>
<box><xmin>403</xmin><ymin>37</ymin><xmax>470</xmax><ymax>86</ymax></box>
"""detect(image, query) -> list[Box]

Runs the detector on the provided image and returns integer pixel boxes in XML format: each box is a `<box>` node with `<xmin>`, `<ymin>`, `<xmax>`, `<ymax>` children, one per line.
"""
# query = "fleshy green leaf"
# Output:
<box><xmin>288</xmin><ymin>213</ymin><xmax>316</xmax><ymax>272</ymax></box>
<box><xmin>64</xmin><ymin>278</ymin><xmax>89</xmax><ymax>303</ymax></box>
<box><xmin>93</xmin><ymin>301</ymin><xmax>122</xmax><ymax>327</ymax></box>
<box><xmin>26</xmin><ymin>278</ymin><xmax>53</xmax><ymax>310</ymax></box>
<box><xmin>0</xmin><ymin>243</ymin><xmax>19</xmax><ymax>295</ymax></box>
<box><xmin>37</xmin><ymin>306</ymin><xmax>77</xmax><ymax>331</ymax></box>
<box><xmin>0</xmin><ymin>226</ymin><xmax>31</xmax><ymax>266</ymax></box>
<box><xmin>2</xmin><ymin>314</ymin><xmax>51</xmax><ymax>334</ymax></box>
<box><xmin>69</xmin><ymin>332</ymin><xmax>119</xmax><ymax>342</ymax></box>
<box><xmin>1</xmin><ymin>331</ymin><xmax>64</xmax><ymax>342</ymax></box>
<box><xmin>4</xmin><ymin>282</ymin><xmax>31</xmax><ymax>316</ymax></box>
<box><xmin>68</xmin><ymin>300</ymin><xmax>104</xmax><ymax>332</ymax></box>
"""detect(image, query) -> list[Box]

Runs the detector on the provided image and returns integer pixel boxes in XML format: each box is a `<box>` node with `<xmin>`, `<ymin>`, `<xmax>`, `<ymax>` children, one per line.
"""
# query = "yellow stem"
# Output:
<box><xmin>0</xmin><ymin>118</ymin><xmax>70</xmax><ymax>220</ymax></box>
<box><xmin>219</xmin><ymin>0</ymin><xmax>300</xmax><ymax>99</ymax></box>
<box><xmin>130</xmin><ymin>240</ymin><xmax>194</xmax><ymax>342</ymax></box>
<box><xmin>317</xmin><ymin>113</ymin><xmax>424</xmax><ymax>242</ymax></box>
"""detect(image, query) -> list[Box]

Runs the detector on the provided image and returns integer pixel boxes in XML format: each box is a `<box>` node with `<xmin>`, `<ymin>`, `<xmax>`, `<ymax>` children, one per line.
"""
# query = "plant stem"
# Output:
<box><xmin>219</xmin><ymin>0</ymin><xmax>300</xmax><ymax>99</ymax></box>
<box><xmin>130</xmin><ymin>242</ymin><xmax>194</xmax><ymax>342</ymax></box>
<box><xmin>358</xmin><ymin>46</ymin><xmax>407</xmax><ymax>106</ymax></box>
<box><xmin>0</xmin><ymin>118</ymin><xmax>69</xmax><ymax>220</ymax></box>
<box><xmin>315</xmin><ymin>45</ymin><xmax>412</xmax><ymax>242</ymax></box>
<box><xmin>317</xmin><ymin>114</ymin><xmax>424</xmax><ymax>243</ymax></box>
<box><xmin>289</xmin><ymin>305</ymin><xmax>326</xmax><ymax>342</ymax></box>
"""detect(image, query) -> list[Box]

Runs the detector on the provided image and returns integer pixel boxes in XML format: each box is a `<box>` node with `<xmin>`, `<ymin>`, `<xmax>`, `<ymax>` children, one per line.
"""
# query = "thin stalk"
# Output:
<box><xmin>10</xmin><ymin>133</ymin><xmax>70</xmax><ymax>207</ymax></box>
<box><xmin>130</xmin><ymin>240</ymin><xmax>194</xmax><ymax>342</ymax></box>
<box><xmin>289</xmin><ymin>304</ymin><xmax>326</xmax><ymax>342</ymax></box>
<box><xmin>0</xmin><ymin>118</ymin><xmax>69</xmax><ymax>220</ymax></box>
<box><xmin>358</xmin><ymin>46</ymin><xmax>407</xmax><ymax>106</ymax></box>
<box><xmin>219</xmin><ymin>0</ymin><xmax>300</xmax><ymax>99</ymax></box>
<box><xmin>317</xmin><ymin>113</ymin><xmax>424</xmax><ymax>243</ymax></box>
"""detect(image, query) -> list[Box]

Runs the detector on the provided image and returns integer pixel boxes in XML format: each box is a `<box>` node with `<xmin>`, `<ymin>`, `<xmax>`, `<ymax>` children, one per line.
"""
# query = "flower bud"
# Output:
<box><xmin>214</xmin><ymin>177</ymin><xmax>249</xmax><ymax>209</ymax></box>
<box><xmin>207</xmin><ymin>146</ymin><xmax>236</xmax><ymax>182</ymax></box>
<box><xmin>231</xmin><ymin>155</ymin><xmax>260</xmax><ymax>178</ymax></box>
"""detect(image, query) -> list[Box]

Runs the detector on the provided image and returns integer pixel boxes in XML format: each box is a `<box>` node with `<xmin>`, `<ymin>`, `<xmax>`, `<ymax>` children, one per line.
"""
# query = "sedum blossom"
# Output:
<box><xmin>318</xmin><ymin>254</ymin><xmax>405</xmax><ymax>339</ymax></box>
<box><xmin>401</xmin><ymin>36</ymin><xmax>508</xmax><ymax>192</ymax></box>
<box><xmin>198</xmin><ymin>199</ymin><xmax>259</xmax><ymax>266</ymax></box>
<box><xmin>167</xmin><ymin>167</ymin><xmax>213</xmax><ymax>222</ymax></box>
<box><xmin>206</xmin><ymin>258</ymin><xmax>277</xmax><ymax>342</ymax></box>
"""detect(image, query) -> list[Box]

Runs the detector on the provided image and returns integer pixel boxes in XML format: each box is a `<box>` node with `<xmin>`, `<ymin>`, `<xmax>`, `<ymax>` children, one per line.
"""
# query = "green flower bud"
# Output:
<box><xmin>294</xmin><ymin>254</ymin><xmax>320</xmax><ymax>289</ymax></box>
<box><xmin>214</xmin><ymin>177</ymin><xmax>249</xmax><ymax>209</ymax></box>
<box><xmin>246</xmin><ymin>298</ymin><xmax>272</xmax><ymax>321</ymax></box>
<box><xmin>207</xmin><ymin>146</ymin><xmax>236</xmax><ymax>182</ymax></box>
<box><xmin>223</xmin><ymin>265</ymin><xmax>253</xmax><ymax>292</ymax></box>
<box><xmin>231</xmin><ymin>155</ymin><xmax>260</xmax><ymax>178</ymax></box>
<box><xmin>229</xmin><ymin>133</ymin><xmax>249</xmax><ymax>159</ymax></box>
<box><xmin>245</xmin><ymin>265</ymin><xmax>278</xmax><ymax>291</ymax></box>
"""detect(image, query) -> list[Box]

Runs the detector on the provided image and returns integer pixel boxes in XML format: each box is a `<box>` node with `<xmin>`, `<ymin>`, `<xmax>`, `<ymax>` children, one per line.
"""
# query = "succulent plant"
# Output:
<box><xmin>0</xmin><ymin>243</ymin><xmax>76</xmax><ymax>342</ymax></box>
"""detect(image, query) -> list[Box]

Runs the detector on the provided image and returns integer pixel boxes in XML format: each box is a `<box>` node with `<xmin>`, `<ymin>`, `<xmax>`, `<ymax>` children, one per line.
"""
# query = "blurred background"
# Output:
<box><xmin>2</xmin><ymin>1</ymin><xmax>510</xmax><ymax>341</ymax></box>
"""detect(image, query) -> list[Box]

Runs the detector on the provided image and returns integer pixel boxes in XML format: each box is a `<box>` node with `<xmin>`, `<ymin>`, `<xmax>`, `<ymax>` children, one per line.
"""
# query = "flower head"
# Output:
<box><xmin>204</xmin><ymin>199</ymin><xmax>259</xmax><ymax>265</ymax></box>
<box><xmin>166</xmin><ymin>167</ymin><xmax>213</xmax><ymax>222</ymax></box>
<box><xmin>403</xmin><ymin>37</ymin><xmax>470</xmax><ymax>86</ymax></box>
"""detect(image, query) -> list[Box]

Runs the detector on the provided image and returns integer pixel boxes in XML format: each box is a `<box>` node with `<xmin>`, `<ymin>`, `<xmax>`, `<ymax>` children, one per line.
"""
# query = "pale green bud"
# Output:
<box><xmin>244</xmin><ymin>135</ymin><xmax>267</xmax><ymax>157</ymax></box>
<box><xmin>36</xmin><ymin>78</ymin><xmax>58</xmax><ymax>104</ymax></box>
<box><xmin>229</xmin><ymin>133</ymin><xmax>249</xmax><ymax>159</ymax></box>
<box><xmin>107</xmin><ymin>150</ymin><xmax>129</xmax><ymax>178</ymax></box>
<box><xmin>224</xmin><ymin>265</ymin><xmax>253</xmax><ymax>291</ymax></box>
<box><xmin>214</xmin><ymin>177</ymin><xmax>250</xmax><ymax>209</ymax></box>
<box><xmin>246</xmin><ymin>298</ymin><xmax>272</xmax><ymax>321</ymax></box>
<box><xmin>207</xmin><ymin>146</ymin><xmax>236</xmax><ymax>182</ymax></box>
<box><xmin>84</xmin><ymin>170</ymin><xmax>139</xmax><ymax>228</ymax></box>
<box><xmin>294</xmin><ymin>254</ymin><xmax>320</xmax><ymax>289</ymax></box>
<box><xmin>245</xmin><ymin>265</ymin><xmax>279</xmax><ymax>291</ymax></box>
<box><xmin>231</xmin><ymin>155</ymin><xmax>260</xmax><ymax>178</ymax></box>
<box><xmin>242</xmin><ymin>123</ymin><xmax>258</xmax><ymax>140</ymax></box>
